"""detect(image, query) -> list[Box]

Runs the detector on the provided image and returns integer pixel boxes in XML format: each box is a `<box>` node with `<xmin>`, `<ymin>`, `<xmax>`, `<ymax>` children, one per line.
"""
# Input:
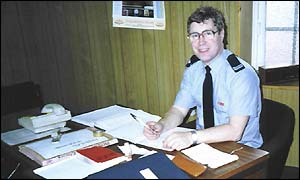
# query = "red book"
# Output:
<box><xmin>77</xmin><ymin>146</ymin><xmax>123</xmax><ymax>163</ymax></box>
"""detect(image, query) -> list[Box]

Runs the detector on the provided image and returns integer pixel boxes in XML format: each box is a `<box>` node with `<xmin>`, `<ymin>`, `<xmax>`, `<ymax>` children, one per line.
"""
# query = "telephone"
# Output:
<box><xmin>18</xmin><ymin>104</ymin><xmax>72</xmax><ymax>133</ymax></box>
<box><xmin>41</xmin><ymin>104</ymin><xmax>66</xmax><ymax>115</ymax></box>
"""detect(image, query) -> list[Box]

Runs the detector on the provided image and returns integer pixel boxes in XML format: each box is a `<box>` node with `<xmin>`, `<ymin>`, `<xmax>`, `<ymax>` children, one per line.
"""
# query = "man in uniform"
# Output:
<box><xmin>143</xmin><ymin>6</ymin><xmax>263</xmax><ymax>150</ymax></box>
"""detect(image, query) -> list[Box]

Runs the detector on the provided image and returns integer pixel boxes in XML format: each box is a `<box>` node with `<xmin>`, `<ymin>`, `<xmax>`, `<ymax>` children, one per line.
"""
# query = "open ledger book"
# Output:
<box><xmin>72</xmin><ymin>105</ymin><xmax>193</xmax><ymax>151</ymax></box>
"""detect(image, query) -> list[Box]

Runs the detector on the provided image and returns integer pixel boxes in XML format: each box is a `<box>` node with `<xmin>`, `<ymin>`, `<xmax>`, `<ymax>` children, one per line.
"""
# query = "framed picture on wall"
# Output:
<box><xmin>112</xmin><ymin>1</ymin><xmax>165</xmax><ymax>30</ymax></box>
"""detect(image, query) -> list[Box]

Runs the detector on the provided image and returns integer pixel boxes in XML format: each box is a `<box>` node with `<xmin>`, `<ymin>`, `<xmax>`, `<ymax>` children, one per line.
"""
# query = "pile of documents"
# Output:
<box><xmin>34</xmin><ymin>149</ymin><xmax>128</xmax><ymax>179</ymax></box>
<box><xmin>72</xmin><ymin>105</ymin><xmax>193</xmax><ymax>151</ymax></box>
<box><xmin>19</xmin><ymin>128</ymin><xmax>118</xmax><ymax>166</ymax></box>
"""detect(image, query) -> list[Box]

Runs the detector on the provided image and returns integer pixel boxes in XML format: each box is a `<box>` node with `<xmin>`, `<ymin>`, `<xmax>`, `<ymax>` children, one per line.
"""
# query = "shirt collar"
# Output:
<box><xmin>200</xmin><ymin>49</ymin><xmax>230</xmax><ymax>73</ymax></box>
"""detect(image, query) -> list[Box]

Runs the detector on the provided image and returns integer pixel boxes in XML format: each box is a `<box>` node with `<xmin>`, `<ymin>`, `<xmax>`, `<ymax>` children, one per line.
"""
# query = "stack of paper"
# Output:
<box><xmin>72</xmin><ymin>105</ymin><xmax>194</xmax><ymax>151</ymax></box>
<box><xmin>1</xmin><ymin>127</ymin><xmax>70</xmax><ymax>146</ymax></box>
<box><xmin>33</xmin><ymin>152</ymin><xmax>128</xmax><ymax>179</ymax></box>
<box><xmin>19</xmin><ymin>129</ymin><xmax>118</xmax><ymax>166</ymax></box>
<box><xmin>181</xmin><ymin>143</ymin><xmax>239</xmax><ymax>169</ymax></box>
<box><xmin>71</xmin><ymin>105</ymin><xmax>135</xmax><ymax>127</ymax></box>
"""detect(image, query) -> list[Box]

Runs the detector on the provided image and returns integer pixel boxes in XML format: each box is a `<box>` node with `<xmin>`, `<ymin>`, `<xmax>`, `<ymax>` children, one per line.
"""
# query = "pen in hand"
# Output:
<box><xmin>130</xmin><ymin>113</ymin><xmax>158</xmax><ymax>134</ymax></box>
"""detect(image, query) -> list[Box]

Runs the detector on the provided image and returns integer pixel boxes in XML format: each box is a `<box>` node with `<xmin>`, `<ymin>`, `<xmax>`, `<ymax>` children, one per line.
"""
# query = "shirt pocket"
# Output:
<box><xmin>215</xmin><ymin>95</ymin><xmax>228</xmax><ymax>114</ymax></box>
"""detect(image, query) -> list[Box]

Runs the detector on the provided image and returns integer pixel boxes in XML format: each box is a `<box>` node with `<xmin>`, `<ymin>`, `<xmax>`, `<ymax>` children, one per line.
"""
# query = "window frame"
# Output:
<box><xmin>251</xmin><ymin>1</ymin><xmax>299</xmax><ymax>70</ymax></box>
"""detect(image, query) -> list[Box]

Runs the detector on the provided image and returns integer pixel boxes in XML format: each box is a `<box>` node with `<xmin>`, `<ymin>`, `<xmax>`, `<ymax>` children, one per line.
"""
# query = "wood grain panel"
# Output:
<box><xmin>105</xmin><ymin>2</ymin><xmax>127</xmax><ymax>107</ymax></box>
<box><xmin>2</xmin><ymin>1</ymin><xmax>241</xmax><ymax>126</ymax></box>
<box><xmin>141</xmin><ymin>29</ymin><xmax>160</xmax><ymax>114</ymax></box>
<box><xmin>1</xmin><ymin>2</ymin><xmax>30</xmax><ymax>84</ymax></box>
<box><xmin>63</xmin><ymin>2</ymin><xmax>93</xmax><ymax>113</ymax></box>
<box><xmin>154</xmin><ymin>2</ymin><xmax>177</xmax><ymax>115</ymax></box>
<box><xmin>120</xmin><ymin>28</ymin><xmax>148</xmax><ymax>110</ymax></box>
<box><xmin>169</xmin><ymin>2</ymin><xmax>186</xmax><ymax>94</ymax></box>
<box><xmin>45</xmin><ymin>2</ymin><xmax>78</xmax><ymax>111</ymax></box>
<box><xmin>84</xmin><ymin>1</ymin><xmax>116</xmax><ymax>109</ymax></box>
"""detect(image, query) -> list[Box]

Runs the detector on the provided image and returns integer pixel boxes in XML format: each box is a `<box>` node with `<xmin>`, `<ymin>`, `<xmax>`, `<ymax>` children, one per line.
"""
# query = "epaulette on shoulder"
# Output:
<box><xmin>227</xmin><ymin>54</ymin><xmax>245</xmax><ymax>72</ymax></box>
<box><xmin>185</xmin><ymin>55</ymin><xmax>200</xmax><ymax>67</ymax></box>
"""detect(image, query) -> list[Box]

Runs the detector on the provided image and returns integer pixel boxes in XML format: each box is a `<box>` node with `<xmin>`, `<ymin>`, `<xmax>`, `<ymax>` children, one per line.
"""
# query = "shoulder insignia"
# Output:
<box><xmin>227</xmin><ymin>54</ymin><xmax>245</xmax><ymax>72</ymax></box>
<box><xmin>185</xmin><ymin>55</ymin><xmax>200</xmax><ymax>67</ymax></box>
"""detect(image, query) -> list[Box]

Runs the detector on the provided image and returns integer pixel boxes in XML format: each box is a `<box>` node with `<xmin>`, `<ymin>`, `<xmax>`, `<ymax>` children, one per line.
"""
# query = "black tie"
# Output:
<box><xmin>203</xmin><ymin>65</ymin><xmax>214</xmax><ymax>128</ymax></box>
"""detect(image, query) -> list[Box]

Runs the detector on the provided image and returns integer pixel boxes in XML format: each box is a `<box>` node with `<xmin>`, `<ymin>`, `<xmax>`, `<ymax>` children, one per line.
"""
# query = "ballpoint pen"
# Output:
<box><xmin>7</xmin><ymin>162</ymin><xmax>20</xmax><ymax>179</ymax></box>
<box><xmin>230</xmin><ymin>147</ymin><xmax>243</xmax><ymax>155</ymax></box>
<box><xmin>130</xmin><ymin>113</ymin><xmax>157</xmax><ymax>134</ymax></box>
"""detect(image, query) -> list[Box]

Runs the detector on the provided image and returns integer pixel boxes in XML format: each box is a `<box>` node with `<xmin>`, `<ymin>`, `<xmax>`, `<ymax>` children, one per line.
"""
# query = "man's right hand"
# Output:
<box><xmin>143</xmin><ymin>121</ymin><xmax>163</xmax><ymax>140</ymax></box>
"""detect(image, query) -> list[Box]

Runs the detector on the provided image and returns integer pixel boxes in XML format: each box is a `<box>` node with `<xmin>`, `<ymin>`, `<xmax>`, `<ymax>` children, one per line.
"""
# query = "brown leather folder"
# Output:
<box><xmin>172</xmin><ymin>153</ymin><xmax>207</xmax><ymax>177</ymax></box>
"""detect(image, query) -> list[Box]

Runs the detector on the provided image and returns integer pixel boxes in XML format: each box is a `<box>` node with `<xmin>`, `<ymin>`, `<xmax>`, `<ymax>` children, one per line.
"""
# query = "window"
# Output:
<box><xmin>252</xmin><ymin>1</ymin><xmax>299</xmax><ymax>70</ymax></box>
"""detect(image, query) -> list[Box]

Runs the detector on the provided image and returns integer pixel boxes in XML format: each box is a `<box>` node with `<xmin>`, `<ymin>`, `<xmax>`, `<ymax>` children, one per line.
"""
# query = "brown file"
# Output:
<box><xmin>172</xmin><ymin>153</ymin><xmax>207</xmax><ymax>177</ymax></box>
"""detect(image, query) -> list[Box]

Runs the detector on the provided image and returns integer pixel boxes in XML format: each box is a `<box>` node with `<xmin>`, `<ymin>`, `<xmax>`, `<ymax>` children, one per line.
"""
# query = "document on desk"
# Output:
<box><xmin>108</xmin><ymin>125</ymin><xmax>192</xmax><ymax>151</ymax></box>
<box><xmin>71</xmin><ymin>105</ymin><xmax>135</xmax><ymax>127</ymax></box>
<box><xmin>19</xmin><ymin>129</ymin><xmax>116</xmax><ymax>160</ymax></box>
<box><xmin>98</xmin><ymin>110</ymin><xmax>192</xmax><ymax>151</ymax></box>
<box><xmin>1</xmin><ymin>127</ymin><xmax>71</xmax><ymax>146</ymax></box>
<box><xmin>33</xmin><ymin>152</ymin><xmax>128</xmax><ymax>179</ymax></box>
<box><xmin>181</xmin><ymin>143</ymin><xmax>239</xmax><ymax>169</ymax></box>
<box><xmin>72</xmin><ymin>105</ymin><xmax>192</xmax><ymax>151</ymax></box>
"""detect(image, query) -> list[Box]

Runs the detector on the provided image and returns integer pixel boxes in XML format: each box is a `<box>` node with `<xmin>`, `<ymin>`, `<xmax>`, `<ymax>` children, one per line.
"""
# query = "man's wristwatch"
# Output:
<box><xmin>190</xmin><ymin>130</ymin><xmax>198</xmax><ymax>145</ymax></box>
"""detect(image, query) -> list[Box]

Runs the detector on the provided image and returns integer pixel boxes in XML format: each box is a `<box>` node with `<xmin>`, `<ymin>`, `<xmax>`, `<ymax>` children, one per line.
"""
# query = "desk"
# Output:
<box><xmin>1</xmin><ymin>121</ymin><xmax>269</xmax><ymax>179</ymax></box>
<box><xmin>192</xmin><ymin>142</ymin><xmax>269</xmax><ymax>179</ymax></box>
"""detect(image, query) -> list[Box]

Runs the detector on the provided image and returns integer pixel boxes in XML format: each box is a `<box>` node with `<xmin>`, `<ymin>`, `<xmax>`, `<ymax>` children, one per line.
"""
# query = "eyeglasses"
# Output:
<box><xmin>187</xmin><ymin>30</ymin><xmax>218</xmax><ymax>41</ymax></box>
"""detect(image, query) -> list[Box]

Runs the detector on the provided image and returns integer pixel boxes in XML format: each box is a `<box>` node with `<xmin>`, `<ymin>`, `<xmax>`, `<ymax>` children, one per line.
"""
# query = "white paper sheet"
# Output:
<box><xmin>108</xmin><ymin>125</ymin><xmax>192</xmax><ymax>151</ymax></box>
<box><xmin>71</xmin><ymin>105</ymin><xmax>134</xmax><ymax>127</ymax></box>
<box><xmin>71</xmin><ymin>105</ymin><xmax>191</xmax><ymax>151</ymax></box>
<box><xmin>181</xmin><ymin>143</ymin><xmax>239</xmax><ymax>169</ymax></box>
<box><xmin>20</xmin><ymin>129</ymin><xmax>111</xmax><ymax>159</ymax></box>
<box><xmin>33</xmin><ymin>153</ymin><xmax>127</xmax><ymax>179</ymax></box>
<box><xmin>1</xmin><ymin>127</ymin><xmax>70</xmax><ymax>146</ymax></box>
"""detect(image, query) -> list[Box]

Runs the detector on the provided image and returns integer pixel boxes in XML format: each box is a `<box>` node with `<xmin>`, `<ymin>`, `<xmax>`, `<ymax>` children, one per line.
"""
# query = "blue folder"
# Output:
<box><xmin>87</xmin><ymin>152</ymin><xmax>190</xmax><ymax>179</ymax></box>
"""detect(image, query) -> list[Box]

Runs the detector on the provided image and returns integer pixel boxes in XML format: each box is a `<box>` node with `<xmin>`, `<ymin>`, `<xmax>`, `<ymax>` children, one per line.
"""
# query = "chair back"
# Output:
<box><xmin>1</xmin><ymin>81</ymin><xmax>44</xmax><ymax>131</ymax></box>
<box><xmin>259</xmin><ymin>98</ymin><xmax>295</xmax><ymax>179</ymax></box>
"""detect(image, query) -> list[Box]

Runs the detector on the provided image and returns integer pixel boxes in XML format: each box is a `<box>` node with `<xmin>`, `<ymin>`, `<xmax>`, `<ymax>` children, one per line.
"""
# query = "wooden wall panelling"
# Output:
<box><xmin>17</xmin><ymin>2</ymin><xmax>39</xmax><ymax>84</ymax></box>
<box><xmin>64</xmin><ymin>2</ymin><xmax>101</xmax><ymax>114</ymax></box>
<box><xmin>17</xmin><ymin>2</ymin><xmax>61</xmax><ymax>104</ymax></box>
<box><xmin>222</xmin><ymin>2</ymin><xmax>240</xmax><ymax>55</ymax></box>
<box><xmin>154</xmin><ymin>2</ymin><xmax>177</xmax><ymax>116</ymax></box>
<box><xmin>120</xmin><ymin>28</ymin><xmax>149</xmax><ymax>110</ymax></box>
<box><xmin>106</xmin><ymin>1</ymin><xmax>127</xmax><ymax>107</ymax></box>
<box><xmin>62</xmin><ymin>2</ymin><xmax>87</xmax><ymax>113</ymax></box>
<box><xmin>1</xmin><ymin>2</ymin><xmax>30</xmax><ymax>85</ymax></box>
<box><xmin>182</xmin><ymin>1</ymin><xmax>194</xmax><ymax>59</ymax></box>
<box><xmin>141</xmin><ymin>29</ymin><xmax>160</xmax><ymax>115</ymax></box>
<box><xmin>46</xmin><ymin>2</ymin><xmax>78</xmax><ymax>112</ymax></box>
<box><xmin>72</xmin><ymin>2</ymin><xmax>97</xmax><ymax>113</ymax></box>
<box><xmin>84</xmin><ymin>1</ymin><xmax>116</xmax><ymax>111</ymax></box>
<box><xmin>37</xmin><ymin>2</ymin><xmax>63</xmax><ymax>104</ymax></box>
<box><xmin>169</xmin><ymin>1</ymin><xmax>186</xmax><ymax>97</ymax></box>
<box><xmin>2</xmin><ymin>1</ymin><xmax>241</xmax><ymax>120</ymax></box>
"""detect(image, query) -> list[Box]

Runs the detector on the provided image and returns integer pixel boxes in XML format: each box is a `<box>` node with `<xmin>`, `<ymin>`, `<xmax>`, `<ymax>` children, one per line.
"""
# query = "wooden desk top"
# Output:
<box><xmin>1</xmin><ymin>122</ymin><xmax>269</xmax><ymax>179</ymax></box>
<box><xmin>194</xmin><ymin>141</ymin><xmax>269</xmax><ymax>179</ymax></box>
